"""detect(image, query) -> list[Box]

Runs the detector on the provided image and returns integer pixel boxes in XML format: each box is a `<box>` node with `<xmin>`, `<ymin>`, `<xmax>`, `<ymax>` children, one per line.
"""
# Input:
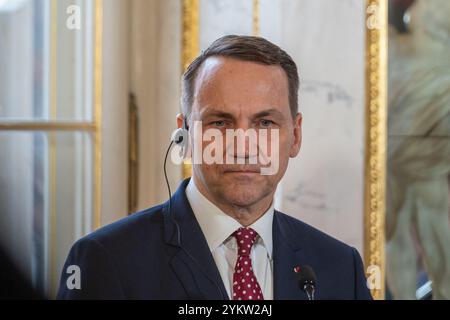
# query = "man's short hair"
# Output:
<box><xmin>182</xmin><ymin>35</ymin><xmax>300</xmax><ymax>119</ymax></box>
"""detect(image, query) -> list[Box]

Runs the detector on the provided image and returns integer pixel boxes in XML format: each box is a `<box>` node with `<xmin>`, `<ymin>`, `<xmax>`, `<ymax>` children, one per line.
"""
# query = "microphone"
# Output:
<box><xmin>294</xmin><ymin>265</ymin><xmax>317</xmax><ymax>300</ymax></box>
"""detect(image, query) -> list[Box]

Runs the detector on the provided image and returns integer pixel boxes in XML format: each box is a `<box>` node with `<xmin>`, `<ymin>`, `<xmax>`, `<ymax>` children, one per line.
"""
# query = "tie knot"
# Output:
<box><xmin>232</xmin><ymin>227</ymin><xmax>258</xmax><ymax>256</ymax></box>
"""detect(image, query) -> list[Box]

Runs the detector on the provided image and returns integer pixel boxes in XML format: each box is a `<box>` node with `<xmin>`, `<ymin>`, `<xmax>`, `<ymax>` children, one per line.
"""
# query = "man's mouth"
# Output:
<box><xmin>223</xmin><ymin>167</ymin><xmax>261</xmax><ymax>174</ymax></box>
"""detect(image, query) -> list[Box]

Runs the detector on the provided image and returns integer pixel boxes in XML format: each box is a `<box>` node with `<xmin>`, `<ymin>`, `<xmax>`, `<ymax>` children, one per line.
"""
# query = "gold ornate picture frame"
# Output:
<box><xmin>364</xmin><ymin>0</ymin><xmax>387</xmax><ymax>300</ymax></box>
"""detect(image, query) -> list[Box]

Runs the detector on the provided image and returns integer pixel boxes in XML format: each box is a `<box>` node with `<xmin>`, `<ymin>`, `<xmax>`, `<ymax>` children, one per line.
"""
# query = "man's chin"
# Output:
<box><xmin>219</xmin><ymin>187</ymin><xmax>263</xmax><ymax>207</ymax></box>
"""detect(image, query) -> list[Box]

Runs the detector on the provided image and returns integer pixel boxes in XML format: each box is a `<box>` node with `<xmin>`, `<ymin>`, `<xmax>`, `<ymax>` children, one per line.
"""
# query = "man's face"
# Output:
<box><xmin>182</xmin><ymin>56</ymin><xmax>302</xmax><ymax>208</ymax></box>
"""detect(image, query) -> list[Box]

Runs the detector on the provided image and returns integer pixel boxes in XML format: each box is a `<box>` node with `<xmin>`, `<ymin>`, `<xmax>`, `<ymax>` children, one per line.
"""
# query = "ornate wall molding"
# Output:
<box><xmin>181</xmin><ymin>0</ymin><xmax>199</xmax><ymax>179</ymax></box>
<box><xmin>253</xmin><ymin>0</ymin><xmax>260</xmax><ymax>36</ymax></box>
<box><xmin>364</xmin><ymin>0</ymin><xmax>387</xmax><ymax>300</ymax></box>
<box><xmin>94</xmin><ymin>0</ymin><xmax>103</xmax><ymax>230</ymax></box>
<box><xmin>182</xmin><ymin>0</ymin><xmax>200</xmax><ymax>72</ymax></box>
<box><xmin>128</xmin><ymin>94</ymin><xmax>139</xmax><ymax>214</ymax></box>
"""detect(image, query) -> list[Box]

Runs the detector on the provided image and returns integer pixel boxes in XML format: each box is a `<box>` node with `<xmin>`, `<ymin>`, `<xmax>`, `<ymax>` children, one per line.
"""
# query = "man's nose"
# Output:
<box><xmin>225</xmin><ymin>122</ymin><xmax>259</xmax><ymax>161</ymax></box>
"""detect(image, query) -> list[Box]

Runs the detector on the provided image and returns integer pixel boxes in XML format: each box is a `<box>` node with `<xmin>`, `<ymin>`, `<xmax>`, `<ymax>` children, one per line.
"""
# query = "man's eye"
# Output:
<box><xmin>212</xmin><ymin>120</ymin><xmax>226</xmax><ymax>127</ymax></box>
<box><xmin>260</xmin><ymin>119</ymin><xmax>274</xmax><ymax>127</ymax></box>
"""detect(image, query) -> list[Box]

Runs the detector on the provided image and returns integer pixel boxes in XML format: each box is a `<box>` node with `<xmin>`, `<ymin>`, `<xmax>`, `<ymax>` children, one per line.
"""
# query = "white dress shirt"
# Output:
<box><xmin>185</xmin><ymin>179</ymin><xmax>274</xmax><ymax>300</ymax></box>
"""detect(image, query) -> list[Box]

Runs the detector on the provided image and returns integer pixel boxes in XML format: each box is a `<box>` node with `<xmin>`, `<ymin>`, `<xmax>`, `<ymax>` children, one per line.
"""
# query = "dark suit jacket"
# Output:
<box><xmin>57</xmin><ymin>179</ymin><xmax>372</xmax><ymax>300</ymax></box>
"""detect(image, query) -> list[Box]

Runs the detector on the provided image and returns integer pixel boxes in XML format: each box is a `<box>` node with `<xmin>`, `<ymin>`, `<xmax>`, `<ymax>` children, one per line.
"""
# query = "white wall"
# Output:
<box><xmin>131</xmin><ymin>0</ymin><xmax>182</xmax><ymax>210</ymax></box>
<box><xmin>101</xmin><ymin>0</ymin><xmax>130</xmax><ymax>225</ymax></box>
<box><xmin>261</xmin><ymin>0</ymin><xmax>366</xmax><ymax>253</ymax></box>
<box><xmin>200</xmin><ymin>0</ymin><xmax>253</xmax><ymax>48</ymax></box>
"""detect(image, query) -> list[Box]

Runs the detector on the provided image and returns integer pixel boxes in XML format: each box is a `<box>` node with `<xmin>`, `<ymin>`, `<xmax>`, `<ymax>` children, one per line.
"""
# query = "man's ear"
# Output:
<box><xmin>176</xmin><ymin>113</ymin><xmax>184</xmax><ymax>129</ymax></box>
<box><xmin>289</xmin><ymin>112</ymin><xmax>303</xmax><ymax>158</ymax></box>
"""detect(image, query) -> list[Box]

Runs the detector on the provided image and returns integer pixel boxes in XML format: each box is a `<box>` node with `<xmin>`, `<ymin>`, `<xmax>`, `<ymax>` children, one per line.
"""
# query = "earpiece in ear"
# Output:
<box><xmin>171</xmin><ymin>128</ymin><xmax>187</xmax><ymax>145</ymax></box>
<box><xmin>171</xmin><ymin>127</ymin><xmax>189</xmax><ymax>159</ymax></box>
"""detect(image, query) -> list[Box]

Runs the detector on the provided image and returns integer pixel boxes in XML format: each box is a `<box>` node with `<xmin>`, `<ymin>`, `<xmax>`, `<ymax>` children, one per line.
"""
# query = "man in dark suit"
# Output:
<box><xmin>58</xmin><ymin>35</ymin><xmax>372</xmax><ymax>300</ymax></box>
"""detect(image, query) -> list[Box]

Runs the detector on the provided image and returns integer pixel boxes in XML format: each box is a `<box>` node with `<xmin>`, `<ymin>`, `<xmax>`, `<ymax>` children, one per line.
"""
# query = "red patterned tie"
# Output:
<box><xmin>232</xmin><ymin>227</ymin><xmax>264</xmax><ymax>300</ymax></box>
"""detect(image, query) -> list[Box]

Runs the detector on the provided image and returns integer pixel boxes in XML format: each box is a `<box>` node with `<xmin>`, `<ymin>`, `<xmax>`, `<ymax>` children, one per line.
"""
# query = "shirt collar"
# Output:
<box><xmin>186</xmin><ymin>178</ymin><xmax>274</xmax><ymax>259</ymax></box>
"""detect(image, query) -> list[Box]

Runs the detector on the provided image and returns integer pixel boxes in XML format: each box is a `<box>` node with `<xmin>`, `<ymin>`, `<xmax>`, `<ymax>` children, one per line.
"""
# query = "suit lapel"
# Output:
<box><xmin>163</xmin><ymin>180</ymin><xmax>311</xmax><ymax>300</ymax></box>
<box><xmin>164</xmin><ymin>179</ymin><xmax>229</xmax><ymax>300</ymax></box>
<box><xmin>272</xmin><ymin>211</ymin><xmax>309</xmax><ymax>300</ymax></box>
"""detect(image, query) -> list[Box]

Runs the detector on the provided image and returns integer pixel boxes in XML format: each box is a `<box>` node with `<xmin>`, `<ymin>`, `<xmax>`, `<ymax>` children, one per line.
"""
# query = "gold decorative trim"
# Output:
<box><xmin>93</xmin><ymin>0</ymin><xmax>103</xmax><ymax>229</ymax></box>
<box><xmin>364</xmin><ymin>0</ymin><xmax>387</xmax><ymax>300</ymax></box>
<box><xmin>0</xmin><ymin>122</ymin><xmax>96</xmax><ymax>131</ymax></box>
<box><xmin>181</xmin><ymin>0</ymin><xmax>199</xmax><ymax>179</ymax></box>
<box><xmin>182</xmin><ymin>0</ymin><xmax>200</xmax><ymax>72</ymax></box>
<box><xmin>252</xmin><ymin>0</ymin><xmax>260</xmax><ymax>36</ymax></box>
<box><xmin>128</xmin><ymin>94</ymin><xmax>139</xmax><ymax>214</ymax></box>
